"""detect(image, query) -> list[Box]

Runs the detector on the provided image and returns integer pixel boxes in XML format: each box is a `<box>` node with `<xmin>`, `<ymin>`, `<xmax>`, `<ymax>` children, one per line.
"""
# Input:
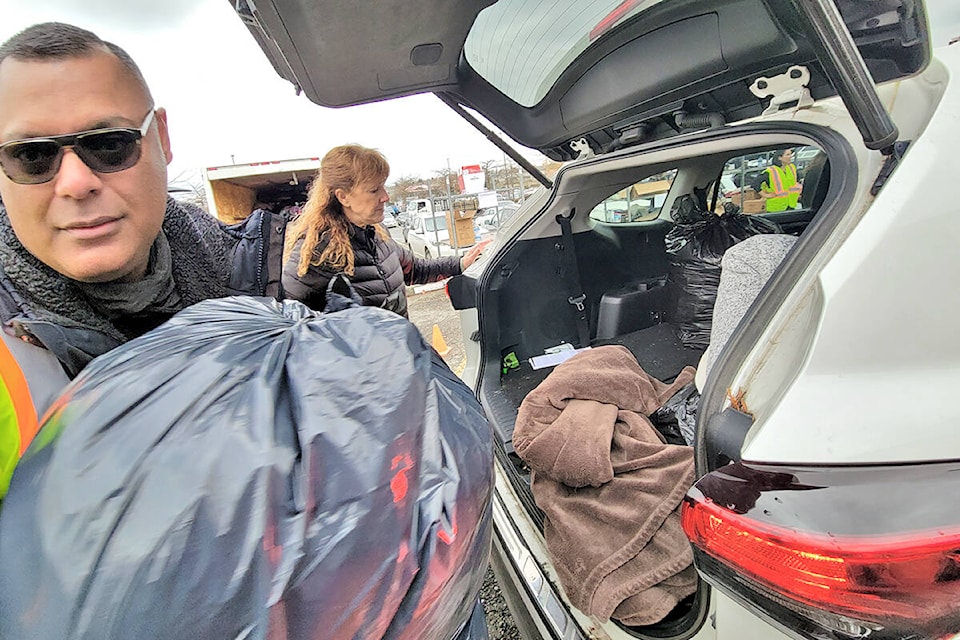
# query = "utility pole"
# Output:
<box><xmin>517</xmin><ymin>161</ymin><xmax>525</xmax><ymax>203</ymax></box>
<box><xmin>427</xmin><ymin>183</ymin><xmax>441</xmax><ymax>252</ymax></box>
<box><xmin>445</xmin><ymin>158</ymin><xmax>460</xmax><ymax>257</ymax></box>
<box><xmin>502</xmin><ymin>151</ymin><xmax>511</xmax><ymax>199</ymax></box>
<box><xmin>445</xmin><ymin>158</ymin><xmax>454</xmax><ymax>206</ymax></box>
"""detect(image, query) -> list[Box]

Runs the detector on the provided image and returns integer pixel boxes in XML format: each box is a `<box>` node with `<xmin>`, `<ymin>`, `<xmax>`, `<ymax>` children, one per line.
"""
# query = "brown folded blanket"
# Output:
<box><xmin>514</xmin><ymin>345</ymin><xmax>698</xmax><ymax>626</ymax></box>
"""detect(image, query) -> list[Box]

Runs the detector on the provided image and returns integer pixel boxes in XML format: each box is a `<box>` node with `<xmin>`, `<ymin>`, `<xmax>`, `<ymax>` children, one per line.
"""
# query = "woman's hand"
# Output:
<box><xmin>460</xmin><ymin>239</ymin><xmax>492</xmax><ymax>271</ymax></box>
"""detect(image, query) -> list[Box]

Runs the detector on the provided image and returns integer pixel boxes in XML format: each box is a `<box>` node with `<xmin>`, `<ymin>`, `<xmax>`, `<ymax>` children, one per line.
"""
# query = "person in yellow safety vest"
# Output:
<box><xmin>758</xmin><ymin>148</ymin><xmax>802</xmax><ymax>212</ymax></box>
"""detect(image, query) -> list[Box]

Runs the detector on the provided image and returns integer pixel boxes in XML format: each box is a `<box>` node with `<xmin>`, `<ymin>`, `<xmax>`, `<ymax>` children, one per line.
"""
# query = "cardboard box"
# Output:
<box><xmin>741</xmin><ymin>198</ymin><xmax>766</xmax><ymax>214</ymax></box>
<box><xmin>729</xmin><ymin>188</ymin><xmax>757</xmax><ymax>208</ymax></box>
<box><xmin>447</xmin><ymin>210</ymin><xmax>476</xmax><ymax>248</ymax></box>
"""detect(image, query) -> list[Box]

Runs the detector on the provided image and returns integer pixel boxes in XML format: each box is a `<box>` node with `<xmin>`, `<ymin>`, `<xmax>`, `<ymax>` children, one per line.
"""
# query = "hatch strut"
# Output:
<box><xmin>790</xmin><ymin>0</ymin><xmax>899</xmax><ymax>152</ymax></box>
<box><xmin>435</xmin><ymin>92</ymin><xmax>553</xmax><ymax>189</ymax></box>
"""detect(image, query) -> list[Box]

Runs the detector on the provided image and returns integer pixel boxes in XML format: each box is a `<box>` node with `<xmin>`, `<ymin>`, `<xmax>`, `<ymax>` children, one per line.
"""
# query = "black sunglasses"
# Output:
<box><xmin>0</xmin><ymin>109</ymin><xmax>155</xmax><ymax>185</ymax></box>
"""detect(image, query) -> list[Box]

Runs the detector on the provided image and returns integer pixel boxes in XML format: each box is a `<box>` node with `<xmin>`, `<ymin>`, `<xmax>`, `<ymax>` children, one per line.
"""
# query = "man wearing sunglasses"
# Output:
<box><xmin>0</xmin><ymin>22</ymin><xmax>284</xmax><ymax>494</ymax></box>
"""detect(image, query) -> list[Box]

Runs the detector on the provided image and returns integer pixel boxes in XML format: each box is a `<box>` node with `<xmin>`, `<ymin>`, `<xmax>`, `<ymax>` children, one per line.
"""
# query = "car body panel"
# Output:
<box><xmin>737</xmin><ymin>50</ymin><xmax>958</xmax><ymax>465</ymax></box>
<box><xmin>712</xmin><ymin>591</ymin><xmax>791</xmax><ymax>640</ymax></box>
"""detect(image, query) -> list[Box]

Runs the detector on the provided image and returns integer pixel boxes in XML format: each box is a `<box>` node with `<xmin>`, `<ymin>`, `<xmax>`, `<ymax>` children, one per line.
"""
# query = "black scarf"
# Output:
<box><xmin>0</xmin><ymin>198</ymin><xmax>231</xmax><ymax>343</ymax></box>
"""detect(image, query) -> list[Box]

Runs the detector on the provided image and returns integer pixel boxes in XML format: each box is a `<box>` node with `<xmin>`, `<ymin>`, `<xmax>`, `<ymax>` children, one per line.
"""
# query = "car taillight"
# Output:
<box><xmin>681</xmin><ymin>461</ymin><xmax>960</xmax><ymax>640</ymax></box>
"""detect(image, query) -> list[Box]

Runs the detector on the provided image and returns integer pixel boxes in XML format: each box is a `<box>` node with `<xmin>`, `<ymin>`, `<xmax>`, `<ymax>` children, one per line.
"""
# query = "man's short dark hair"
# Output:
<box><xmin>0</xmin><ymin>22</ymin><xmax>152</xmax><ymax>101</ymax></box>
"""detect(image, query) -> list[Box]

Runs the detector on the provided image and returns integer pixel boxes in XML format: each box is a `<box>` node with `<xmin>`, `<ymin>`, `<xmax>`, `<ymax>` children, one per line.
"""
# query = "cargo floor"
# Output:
<box><xmin>500</xmin><ymin>322</ymin><xmax>705</xmax><ymax>413</ymax></box>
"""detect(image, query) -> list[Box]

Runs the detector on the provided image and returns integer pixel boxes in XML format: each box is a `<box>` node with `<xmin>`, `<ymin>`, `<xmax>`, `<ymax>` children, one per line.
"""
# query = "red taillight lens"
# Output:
<box><xmin>682</xmin><ymin>487</ymin><xmax>960</xmax><ymax>636</ymax></box>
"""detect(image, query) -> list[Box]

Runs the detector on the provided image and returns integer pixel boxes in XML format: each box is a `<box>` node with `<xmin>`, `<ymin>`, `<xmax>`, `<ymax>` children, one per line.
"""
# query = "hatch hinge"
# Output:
<box><xmin>570</xmin><ymin>138</ymin><xmax>595</xmax><ymax>160</ymax></box>
<box><xmin>750</xmin><ymin>65</ymin><xmax>815</xmax><ymax>116</ymax></box>
<box><xmin>870</xmin><ymin>140</ymin><xmax>911</xmax><ymax>196</ymax></box>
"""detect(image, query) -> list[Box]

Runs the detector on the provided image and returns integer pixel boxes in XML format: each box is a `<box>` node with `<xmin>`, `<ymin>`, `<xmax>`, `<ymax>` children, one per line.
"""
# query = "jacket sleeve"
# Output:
<box><xmin>397</xmin><ymin>241</ymin><xmax>462</xmax><ymax>286</ymax></box>
<box><xmin>282</xmin><ymin>238</ymin><xmax>337</xmax><ymax>311</ymax></box>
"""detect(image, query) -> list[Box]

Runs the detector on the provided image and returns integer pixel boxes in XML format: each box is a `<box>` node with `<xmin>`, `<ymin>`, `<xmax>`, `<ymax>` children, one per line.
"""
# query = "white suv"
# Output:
<box><xmin>233</xmin><ymin>1</ymin><xmax>959</xmax><ymax>639</ymax></box>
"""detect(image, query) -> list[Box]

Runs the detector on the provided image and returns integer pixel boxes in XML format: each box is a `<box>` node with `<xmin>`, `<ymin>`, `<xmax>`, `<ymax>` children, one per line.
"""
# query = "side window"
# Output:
<box><xmin>717</xmin><ymin>146</ymin><xmax>826</xmax><ymax>214</ymax></box>
<box><xmin>589</xmin><ymin>170</ymin><xmax>677</xmax><ymax>224</ymax></box>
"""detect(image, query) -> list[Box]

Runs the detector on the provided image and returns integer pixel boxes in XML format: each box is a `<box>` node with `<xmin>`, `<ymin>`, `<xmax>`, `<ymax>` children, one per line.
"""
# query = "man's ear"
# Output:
<box><xmin>154</xmin><ymin>107</ymin><xmax>173</xmax><ymax>164</ymax></box>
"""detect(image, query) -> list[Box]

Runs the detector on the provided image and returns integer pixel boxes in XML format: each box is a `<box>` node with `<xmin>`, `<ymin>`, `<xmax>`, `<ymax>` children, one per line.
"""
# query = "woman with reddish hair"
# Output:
<box><xmin>282</xmin><ymin>144</ymin><xmax>487</xmax><ymax>317</ymax></box>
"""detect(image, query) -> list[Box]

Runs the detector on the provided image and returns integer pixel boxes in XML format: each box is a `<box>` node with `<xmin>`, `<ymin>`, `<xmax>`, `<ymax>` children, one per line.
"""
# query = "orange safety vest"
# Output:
<box><xmin>762</xmin><ymin>164</ymin><xmax>801</xmax><ymax>212</ymax></box>
<box><xmin>0</xmin><ymin>336</ymin><xmax>39</xmax><ymax>497</ymax></box>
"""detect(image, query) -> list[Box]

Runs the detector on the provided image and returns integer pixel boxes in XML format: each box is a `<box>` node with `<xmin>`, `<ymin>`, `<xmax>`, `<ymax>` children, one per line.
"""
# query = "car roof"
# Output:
<box><xmin>233</xmin><ymin>0</ymin><xmax>929</xmax><ymax>160</ymax></box>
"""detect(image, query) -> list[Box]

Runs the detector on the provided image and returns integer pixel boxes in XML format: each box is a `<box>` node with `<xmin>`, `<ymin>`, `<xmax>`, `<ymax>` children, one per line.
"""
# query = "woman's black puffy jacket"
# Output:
<box><xmin>282</xmin><ymin>223</ymin><xmax>461</xmax><ymax>318</ymax></box>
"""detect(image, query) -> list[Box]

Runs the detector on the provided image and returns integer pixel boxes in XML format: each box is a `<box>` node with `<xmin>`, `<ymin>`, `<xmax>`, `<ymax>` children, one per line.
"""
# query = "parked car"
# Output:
<box><xmin>405</xmin><ymin>210</ymin><xmax>454</xmax><ymax>258</ymax></box>
<box><xmin>404</xmin><ymin>197</ymin><xmax>451</xmax><ymax>220</ymax></box>
<box><xmin>476</xmin><ymin>200</ymin><xmax>520</xmax><ymax>231</ymax></box>
<box><xmin>233</xmin><ymin>2</ymin><xmax>956</xmax><ymax>640</ymax></box>
<box><xmin>405</xmin><ymin>209</ymin><xmax>484</xmax><ymax>259</ymax></box>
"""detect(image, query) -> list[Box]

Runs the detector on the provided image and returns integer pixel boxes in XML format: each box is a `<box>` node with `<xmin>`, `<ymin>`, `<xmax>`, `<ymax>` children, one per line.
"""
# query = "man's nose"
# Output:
<box><xmin>53</xmin><ymin>149</ymin><xmax>102</xmax><ymax>198</ymax></box>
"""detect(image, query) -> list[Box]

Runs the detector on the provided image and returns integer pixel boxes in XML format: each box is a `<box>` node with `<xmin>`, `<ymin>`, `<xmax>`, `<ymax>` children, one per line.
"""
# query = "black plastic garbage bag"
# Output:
<box><xmin>666</xmin><ymin>198</ymin><xmax>778</xmax><ymax>349</ymax></box>
<box><xmin>0</xmin><ymin>295</ymin><xmax>494</xmax><ymax>640</ymax></box>
<box><xmin>650</xmin><ymin>382</ymin><xmax>700</xmax><ymax>446</ymax></box>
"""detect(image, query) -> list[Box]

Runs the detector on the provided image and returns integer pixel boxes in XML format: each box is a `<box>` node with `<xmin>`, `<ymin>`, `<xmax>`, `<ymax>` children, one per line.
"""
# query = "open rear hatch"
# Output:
<box><xmin>231</xmin><ymin>0</ymin><xmax>929</xmax><ymax>159</ymax></box>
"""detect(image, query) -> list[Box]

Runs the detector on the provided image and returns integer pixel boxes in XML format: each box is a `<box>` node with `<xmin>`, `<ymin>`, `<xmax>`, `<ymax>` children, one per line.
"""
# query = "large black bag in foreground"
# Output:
<box><xmin>0</xmin><ymin>296</ymin><xmax>493</xmax><ymax>640</ymax></box>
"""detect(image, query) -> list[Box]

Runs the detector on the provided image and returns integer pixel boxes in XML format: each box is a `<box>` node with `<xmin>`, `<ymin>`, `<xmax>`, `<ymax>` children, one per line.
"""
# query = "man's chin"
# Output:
<box><xmin>63</xmin><ymin>260</ymin><xmax>147</xmax><ymax>284</ymax></box>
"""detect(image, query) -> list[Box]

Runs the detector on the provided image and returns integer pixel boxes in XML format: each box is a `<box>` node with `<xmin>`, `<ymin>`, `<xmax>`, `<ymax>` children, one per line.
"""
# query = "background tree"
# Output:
<box><xmin>388</xmin><ymin>174</ymin><xmax>425</xmax><ymax>204</ymax></box>
<box><xmin>481</xmin><ymin>160</ymin><xmax>498</xmax><ymax>191</ymax></box>
<box><xmin>168</xmin><ymin>169</ymin><xmax>209</xmax><ymax>211</ymax></box>
<box><xmin>538</xmin><ymin>158</ymin><xmax>564</xmax><ymax>180</ymax></box>
<box><xmin>430</xmin><ymin>165</ymin><xmax>462</xmax><ymax>201</ymax></box>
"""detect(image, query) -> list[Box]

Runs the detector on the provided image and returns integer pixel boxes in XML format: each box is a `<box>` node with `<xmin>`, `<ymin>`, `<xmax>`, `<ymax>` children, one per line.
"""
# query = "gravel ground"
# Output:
<box><xmin>406</xmin><ymin>285</ymin><xmax>522</xmax><ymax>640</ymax></box>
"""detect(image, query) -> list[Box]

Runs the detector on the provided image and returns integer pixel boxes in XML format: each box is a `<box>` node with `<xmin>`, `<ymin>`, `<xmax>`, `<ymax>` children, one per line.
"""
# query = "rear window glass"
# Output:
<box><xmin>716</xmin><ymin>146</ymin><xmax>826</xmax><ymax>213</ymax></box>
<box><xmin>590</xmin><ymin>170</ymin><xmax>677</xmax><ymax>224</ymax></box>
<box><xmin>464</xmin><ymin>0</ymin><xmax>666</xmax><ymax>107</ymax></box>
<box><xmin>424</xmin><ymin>216</ymin><xmax>447</xmax><ymax>233</ymax></box>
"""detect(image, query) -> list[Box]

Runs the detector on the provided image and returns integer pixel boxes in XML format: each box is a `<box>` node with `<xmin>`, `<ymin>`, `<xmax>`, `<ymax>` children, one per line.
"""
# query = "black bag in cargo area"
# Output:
<box><xmin>666</xmin><ymin>196</ymin><xmax>778</xmax><ymax>350</ymax></box>
<box><xmin>0</xmin><ymin>294</ymin><xmax>494</xmax><ymax>640</ymax></box>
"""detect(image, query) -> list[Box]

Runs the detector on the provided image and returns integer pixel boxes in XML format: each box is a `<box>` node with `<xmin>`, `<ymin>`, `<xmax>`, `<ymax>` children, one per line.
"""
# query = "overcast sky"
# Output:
<box><xmin>0</xmin><ymin>0</ymin><xmax>540</xmax><ymax>185</ymax></box>
<box><xmin>2</xmin><ymin>0</ymin><xmax>959</xmax><ymax>186</ymax></box>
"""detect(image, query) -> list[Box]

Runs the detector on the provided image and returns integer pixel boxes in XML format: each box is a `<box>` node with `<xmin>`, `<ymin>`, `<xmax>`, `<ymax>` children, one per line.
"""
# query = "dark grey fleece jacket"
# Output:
<box><xmin>282</xmin><ymin>223</ymin><xmax>461</xmax><ymax>318</ymax></box>
<box><xmin>0</xmin><ymin>200</ymin><xmax>284</xmax><ymax>378</ymax></box>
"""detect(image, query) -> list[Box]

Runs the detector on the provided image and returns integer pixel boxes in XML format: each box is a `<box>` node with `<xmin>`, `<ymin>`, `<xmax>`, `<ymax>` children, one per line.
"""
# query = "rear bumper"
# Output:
<box><xmin>489</xmin><ymin>463</ymin><xmax>719</xmax><ymax>640</ymax></box>
<box><xmin>489</xmin><ymin>464</ymin><xmax>590</xmax><ymax>640</ymax></box>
